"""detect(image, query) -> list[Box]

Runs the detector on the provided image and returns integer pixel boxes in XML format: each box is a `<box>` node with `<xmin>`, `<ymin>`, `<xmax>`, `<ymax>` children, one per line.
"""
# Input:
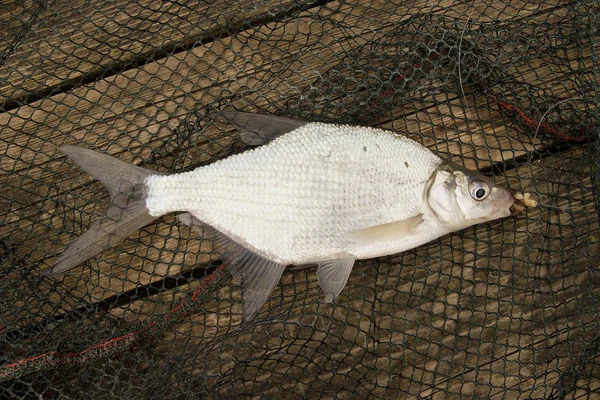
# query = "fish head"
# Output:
<box><xmin>426</xmin><ymin>161</ymin><xmax>515</xmax><ymax>231</ymax></box>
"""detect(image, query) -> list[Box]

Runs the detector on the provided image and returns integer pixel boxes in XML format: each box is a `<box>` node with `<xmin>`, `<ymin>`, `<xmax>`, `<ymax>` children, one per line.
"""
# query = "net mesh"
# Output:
<box><xmin>1</xmin><ymin>0</ymin><xmax>599</xmax><ymax>398</ymax></box>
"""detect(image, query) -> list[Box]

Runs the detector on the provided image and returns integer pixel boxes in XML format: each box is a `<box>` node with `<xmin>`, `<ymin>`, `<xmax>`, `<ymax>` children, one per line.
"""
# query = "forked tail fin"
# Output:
<box><xmin>45</xmin><ymin>145</ymin><xmax>163</xmax><ymax>276</ymax></box>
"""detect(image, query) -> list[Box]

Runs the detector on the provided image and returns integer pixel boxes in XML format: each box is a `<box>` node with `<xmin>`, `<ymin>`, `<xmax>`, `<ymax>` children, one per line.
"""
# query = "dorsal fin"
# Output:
<box><xmin>208</xmin><ymin>111</ymin><xmax>307</xmax><ymax>145</ymax></box>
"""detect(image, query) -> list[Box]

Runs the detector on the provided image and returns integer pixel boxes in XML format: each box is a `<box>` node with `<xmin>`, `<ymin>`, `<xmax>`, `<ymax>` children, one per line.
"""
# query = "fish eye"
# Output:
<box><xmin>469</xmin><ymin>180</ymin><xmax>489</xmax><ymax>201</ymax></box>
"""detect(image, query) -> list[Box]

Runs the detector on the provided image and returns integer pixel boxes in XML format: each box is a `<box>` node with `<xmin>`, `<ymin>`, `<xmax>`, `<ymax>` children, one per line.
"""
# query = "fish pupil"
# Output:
<box><xmin>476</xmin><ymin>188</ymin><xmax>486</xmax><ymax>199</ymax></box>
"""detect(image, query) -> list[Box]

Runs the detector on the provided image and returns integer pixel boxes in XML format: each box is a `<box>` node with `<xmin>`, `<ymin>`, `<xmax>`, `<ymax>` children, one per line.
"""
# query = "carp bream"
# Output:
<box><xmin>47</xmin><ymin>111</ymin><xmax>516</xmax><ymax>321</ymax></box>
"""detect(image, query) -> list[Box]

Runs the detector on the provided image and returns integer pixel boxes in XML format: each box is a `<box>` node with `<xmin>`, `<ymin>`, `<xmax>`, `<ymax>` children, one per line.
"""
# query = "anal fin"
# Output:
<box><xmin>178</xmin><ymin>213</ymin><xmax>286</xmax><ymax>322</ymax></box>
<box><xmin>234</xmin><ymin>253</ymin><xmax>287</xmax><ymax>322</ymax></box>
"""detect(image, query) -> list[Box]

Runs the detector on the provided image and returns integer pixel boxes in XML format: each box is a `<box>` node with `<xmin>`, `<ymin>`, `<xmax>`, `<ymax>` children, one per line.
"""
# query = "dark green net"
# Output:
<box><xmin>1</xmin><ymin>1</ymin><xmax>599</xmax><ymax>398</ymax></box>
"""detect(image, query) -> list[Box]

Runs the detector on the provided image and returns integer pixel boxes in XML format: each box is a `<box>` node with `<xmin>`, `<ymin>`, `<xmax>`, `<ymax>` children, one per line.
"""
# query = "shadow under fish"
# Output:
<box><xmin>45</xmin><ymin>111</ymin><xmax>518</xmax><ymax>322</ymax></box>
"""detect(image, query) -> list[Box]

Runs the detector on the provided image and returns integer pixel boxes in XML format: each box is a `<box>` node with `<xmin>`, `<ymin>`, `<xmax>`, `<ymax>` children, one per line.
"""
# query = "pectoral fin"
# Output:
<box><xmin>316</xmin><ymin>257</ymin><xmax>356</xmax><ymax>303</ymax></box>
<box><xmin>177</xmin><ymin>213</ymin><xmax>285</xmax><ymax>322</ymax></box>
<box><xmin>208</xmin><ymin>111</ymin><xmax>307</xmax><ymax>145</ymax></box>
<box><xmin>348</xmin><ymin>214</ymin><xmax>424</xmax><ymax>243</ymax></box>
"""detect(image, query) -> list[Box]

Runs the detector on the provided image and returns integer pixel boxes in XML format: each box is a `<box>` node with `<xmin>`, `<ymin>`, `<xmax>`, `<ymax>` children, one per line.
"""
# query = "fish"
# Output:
<box><xmin>46</xmin><ymin>111</ymin><xmax>516</xmax><ymax>321</ymax></box>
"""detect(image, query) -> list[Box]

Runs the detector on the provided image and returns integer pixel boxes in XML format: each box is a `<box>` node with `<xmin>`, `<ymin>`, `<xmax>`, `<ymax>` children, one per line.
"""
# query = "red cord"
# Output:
<box><xmin>0</xmin><ymin>264</ymin><xmax>228</xmax><ymax>382</ymax></box>
<box><xmin>357</xmin><ymin>52</ymin><xmax>589</xmax><ymax>143</ymax></box>
<box><xmin>486</xmin><ymin>90</ymin><xmax>587</xmax><ymax>143</ymax></box>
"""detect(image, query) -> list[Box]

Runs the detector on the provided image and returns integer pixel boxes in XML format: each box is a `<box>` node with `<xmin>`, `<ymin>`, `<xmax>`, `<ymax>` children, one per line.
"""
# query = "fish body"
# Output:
<box><xmin>49</xmin><ymin>112</ymin><xmax>515</xmax><ymax>321</ymax></box>
<box><xmin>146</xmin><ymin>123</ymin><xmax>442</xmax><ymax>264</ymax></box>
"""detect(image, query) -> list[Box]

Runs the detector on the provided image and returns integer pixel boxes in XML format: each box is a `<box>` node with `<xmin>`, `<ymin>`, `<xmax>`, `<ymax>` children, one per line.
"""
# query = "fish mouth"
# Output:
<box><xmin>486</xmin><ymin>189</ymin><xmax>515</xmax><ymax>219</ymax></box>
<box><xmin>508</xmin><ymin>190</ymin><xmax>525</xmax><ymax>216</ymax></box>
<box><xmin>510</xmin><ymin>199</ymin><xmax>526</xmax><ymax>216</ymax></box>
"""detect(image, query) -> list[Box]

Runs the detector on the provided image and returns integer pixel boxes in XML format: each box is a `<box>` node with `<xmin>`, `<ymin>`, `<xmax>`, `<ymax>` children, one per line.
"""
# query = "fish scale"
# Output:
<box><xmin>145</xmin><ymin>123</ymin><xmax>443</xmax><ymax>264</ymax></box>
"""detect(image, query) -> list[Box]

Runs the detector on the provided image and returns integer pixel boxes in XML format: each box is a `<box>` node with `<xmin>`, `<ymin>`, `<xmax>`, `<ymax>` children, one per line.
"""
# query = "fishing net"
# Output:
<box><xmin>1</xmin><ymin>0</ymin><xmax>599</xmax><ymax>398</ymax></box>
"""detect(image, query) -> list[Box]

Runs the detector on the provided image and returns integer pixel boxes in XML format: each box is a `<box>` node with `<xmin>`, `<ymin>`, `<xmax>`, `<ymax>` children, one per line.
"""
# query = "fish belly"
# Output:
<box><xmin>145</xmin><ymin>123</ymin><xmax>442</xmax><ymax>264</ymax></box>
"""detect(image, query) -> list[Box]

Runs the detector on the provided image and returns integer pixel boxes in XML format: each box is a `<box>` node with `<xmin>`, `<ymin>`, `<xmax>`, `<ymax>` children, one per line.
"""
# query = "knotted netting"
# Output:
<box><xmin>1</xmin><ymin>0</ymin><xmax>599</xmax><ymax>398</ymax></box>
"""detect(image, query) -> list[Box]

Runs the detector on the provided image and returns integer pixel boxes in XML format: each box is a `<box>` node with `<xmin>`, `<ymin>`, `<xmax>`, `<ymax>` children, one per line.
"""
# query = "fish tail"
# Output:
<box><xmin>45</xmin><ymin>145</ymin><xmax>161</xmax><ymax>276</ymax></box>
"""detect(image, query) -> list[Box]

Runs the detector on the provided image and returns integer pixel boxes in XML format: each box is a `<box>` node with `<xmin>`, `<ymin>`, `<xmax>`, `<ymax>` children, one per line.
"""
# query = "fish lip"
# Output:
<box><xmin>493</xmin><ymin>189</ymin><xmax>516</xmax><ymax>218</ymax></box>
<box><xmin>510</xmin><ymin>199</ymin><xmax>526</xmax><ymax>216</ymax></box>
<box><xmin>506</xmin><ymin>189</ymin><xmax>525</xmax><ymax>216</ymax></box>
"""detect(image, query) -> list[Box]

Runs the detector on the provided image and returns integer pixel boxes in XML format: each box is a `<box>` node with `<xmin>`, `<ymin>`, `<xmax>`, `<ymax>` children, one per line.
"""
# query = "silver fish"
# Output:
<box><xmin>47</xmin><ymin>111</ymin><xmax>515</xmax><ymax>321</ymax></box>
